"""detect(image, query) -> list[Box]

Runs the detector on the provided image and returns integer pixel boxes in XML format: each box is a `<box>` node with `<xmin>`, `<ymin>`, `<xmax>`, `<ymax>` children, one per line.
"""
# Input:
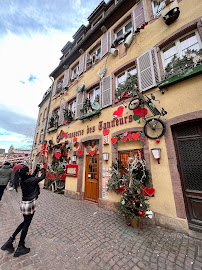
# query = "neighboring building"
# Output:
<box><xmin>31</xmin><ymin>86</ymin><xmax>52</xmax><ymax>170</ymax></box>
<box><xmin>0</xmin><ymin>149</ymin><xmax>5</xmax><ymax>166</ymax></box>
<box><xmin>6</xmin><ymin>145</ymin><xmax>31</xmax><ymax>165</ymax></box>
<box><xmin>45</xmin><ymin>0</ymin><xmax>202</xmax><ymax>235</ymax></box>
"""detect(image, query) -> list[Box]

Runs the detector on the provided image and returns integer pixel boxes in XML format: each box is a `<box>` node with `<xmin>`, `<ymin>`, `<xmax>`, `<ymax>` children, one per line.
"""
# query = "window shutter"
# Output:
<box><xmin>58</xmin><ymin>103</ymin><xmax>65</xmax><ymax>126</ymax></box>
<box><xmin>99</xmin><ymin>81</ymin><xmax>102</xmax><ymax>109</ymax></box>
<box><xmin>75</xmin><ymin>92</ymin><xmax>84</xmax><ymax>119</ymax></box>
<box><xmin>137</xmin><ymin>48</ymin><xmax>158</xmax><ymax>91</ymax></box>
<box><xmin>52</xmin><ymin>80</ymin><xmax>57</xmax><ymax>97</ymax></box>
<box><xmin>151</xmin><ymin>47</ymin><xmax>161</xmax><ymax>84</ymax></box>
<box><xmin>79</xmin><ymin>53</ymin><xmax>86</xmax><ymax>75</ymax></box>
<box><xmin>132</xmin><ymin>1</ymin><xmax>147</xmax><ymax>32</ymax></box>
<box><xmin>101</xmin><ymin>32</ymin><xmax>108</xmax><ymax>58</ymax></box>
<box><xmin>108</xmin><ymin>31</ymin><xmax>111</xmax><ymax>51</ymax></box>
<box><xmin>63</xmin><ymin>69</ymin><xmax>70</xmax><ymax>88</ymax></box>
<box><xmin>101</xmin><ymin>74</ymin><xmax>112</xmax><ymax>108</ymax></box>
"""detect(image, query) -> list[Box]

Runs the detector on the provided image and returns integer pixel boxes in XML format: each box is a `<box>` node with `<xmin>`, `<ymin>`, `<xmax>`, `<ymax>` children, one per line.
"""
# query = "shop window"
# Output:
<box><xmin>161</xmin><ymin>31</ymin><xmax>202</xmax><ymax>68</ymax></box>
<box><xmin>115</xmin><ymin>20</ymin><xmax>133</xmax><ymax>39</ymax></box>
<box><xmin>119</xmin><ymin>150</ymin><xmax>143</xmax><ymax>176</ymax></box>
<box><xmin>152</xmin><ymin>0</ymin><xmax>165</xmax><ymax>17</ymax></box>
<box><xmin>87</xmin><ymin>87</ymin><xmax>100</xmax><ymax>107</ymax></box>
<box><xmin>56</xmin><ymin>75</ymin><xmax>64</xmax><ymax>93</ymax></box>
<box><xmin>116</xmin><ymin>66</ymin><xmax>137</xmax><ymax>88</ymax></box>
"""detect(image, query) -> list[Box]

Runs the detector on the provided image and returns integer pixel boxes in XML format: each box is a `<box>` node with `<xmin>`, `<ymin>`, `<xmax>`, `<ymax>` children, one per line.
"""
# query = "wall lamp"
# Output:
<box><xmin>103</xmin><ymin>152</ymin><xmax>109</xmax><ymax>162</ymax></box>
<box><xmin>151</xmin><ymin>148</ymin><xmax>161</xmax><ymax>164</ymax></box>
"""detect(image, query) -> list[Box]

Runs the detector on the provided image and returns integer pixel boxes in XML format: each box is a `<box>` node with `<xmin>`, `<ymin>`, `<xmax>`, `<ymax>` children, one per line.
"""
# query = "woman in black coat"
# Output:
<box><xmin>1</xmin><ymin>164</ymin><xmax>46</xmax><ymax>257</ymax></box>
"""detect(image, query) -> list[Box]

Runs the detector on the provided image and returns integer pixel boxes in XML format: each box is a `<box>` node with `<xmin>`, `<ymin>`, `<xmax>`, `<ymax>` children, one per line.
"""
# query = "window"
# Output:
<box><xmin>152</xmin><ymin>0</ymin><xmax>165</xmax><ymax>17</ymax></box>
<box><xmin>68</xmin><ymin>99</ymin><xmax>77</xmax><ymax>119</ymax></box>
<box><xmin>71</xmin><ymin>64</ymin><xmax>79</xmax><ymax>80</ymax></box>
<box><xmin>56</xmin><ymin>76</ymin><xmax>64</xmax><ymax>93</ymax></box>
<box><xmin>116</xmin><ymin>66</ymin><xmax>137</xmax><ymax>87</ymax></box>
<box><xmin>43</xmin><ymin>108</ymin><xmax>47</xmax><ymax>121</ymax></box>
<box><xmin>92</xmin><ymin>15</ymin><xmax>103</xmax><ymax>27</ymax></box>
<box><xmin>91</xmin><ymin>47</ymin><xmax>101</xmax><ymax>64</ymax></box>
<box><xmin>38</xmin><ymin>113</ymin><xmax>42</xmax><ymax>125</ymax></box>
<box><xmin>76</xmin><ymin>36</ymin><xmax>83</xmax><ymax>45</ymax></box>
<box><xmin>39</xmin><ymin>130</ymin><xmax>44</xmax><ymax>143</ymax></box>
<box><xmin>35</xmin><ymin>133</ymin><xmax>38</xmax><ymax>144</ymax></box>
<box><xmin>161</xmin><ymin>31</ymin><xmax>202</xmax><ymax>68</ymax></box>
<box><xmin>119</xmin><ymin>150</ymin><xmax>143</xmax><ymax>176</ymax></box>
<box><xmin>88</xmin><ymin>87</ymin><xmax>100</xmax><ymax>107</ymax></box>
<box><xmin>115</xmin><ymin>21</ymin><xmax>133</xmax><ymax>38</ymax></box>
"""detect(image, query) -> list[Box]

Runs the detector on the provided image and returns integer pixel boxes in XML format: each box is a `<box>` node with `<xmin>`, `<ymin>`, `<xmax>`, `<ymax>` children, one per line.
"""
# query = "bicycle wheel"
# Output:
<box><xmin>128</xmin><ymin>98</ymin><xmax>140</xmax><ymax>110</ymax></box>
<box><xmin>144</xmin><ymin>118</ymin><xmax>166</xmax><ymax>139</ymax></box>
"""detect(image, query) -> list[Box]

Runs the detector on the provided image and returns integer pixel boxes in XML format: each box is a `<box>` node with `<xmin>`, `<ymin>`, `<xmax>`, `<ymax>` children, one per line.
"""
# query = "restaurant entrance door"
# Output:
<box><xmin>84</xmin><ymin>155</ymin><xmax>99</xmax><ymax>203</ymax></box>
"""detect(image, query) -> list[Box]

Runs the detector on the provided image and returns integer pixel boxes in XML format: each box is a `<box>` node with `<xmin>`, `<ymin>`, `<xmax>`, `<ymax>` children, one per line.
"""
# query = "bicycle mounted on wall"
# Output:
<box><xmin>119</xmin><ymin>89</ymin><xmax>167</xmax><ymax>139</ymax></box>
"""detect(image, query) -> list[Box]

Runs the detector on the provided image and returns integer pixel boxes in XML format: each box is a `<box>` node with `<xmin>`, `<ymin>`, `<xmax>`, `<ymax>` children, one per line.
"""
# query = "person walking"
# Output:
<box><xmin>1</xmin><ymin>164</ymin><xmax>45</xmax><ymax>257</ymax></box>
<box><xmin>0</xmin><ymin>162</ymin><xmax>14</xmax><ymax>200</ymax></box>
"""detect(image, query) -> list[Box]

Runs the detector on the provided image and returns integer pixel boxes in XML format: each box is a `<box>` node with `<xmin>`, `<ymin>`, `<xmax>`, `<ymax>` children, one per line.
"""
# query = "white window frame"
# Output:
<box><xmin>116</xmin><ymin>66</ymin><xmax>137</xmax><ymax>88</ymax></box>
<box><xmin>71</xmin><ymin>64</ymin><xmax>79</xmax><ymax>80</ymax></box>
<box><xmin>115</xmin><ymin>20</ymin><xmax>133</xmax><ymax>39</ymax></box>
<box><xmin>87</xmin><ymin>86</ymin><xmax>100</xmax><ymax>107</ymax></box>
<box><xmin>68</xmin><ymin>99</ymin><xmax>77</xmax><ymax>119</ymax></box>
<box><xmin>161</xmin><ymin>30</ymin><xmax>202</xmax><ymax>69</ymax></box>
<box><xmin>152</xmin><ymin>0</ymin><xmax>165</xmax><ymax>18</ymax></box>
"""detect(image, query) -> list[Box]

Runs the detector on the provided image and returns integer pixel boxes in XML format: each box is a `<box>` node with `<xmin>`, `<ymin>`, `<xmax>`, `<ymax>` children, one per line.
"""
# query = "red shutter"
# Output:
<box><xmin>101</xmin><ymin>32</ymin><xmax>108</xmax><ymax>58</ymax></box>
<box><xmin>101</xmin><ymin>74</ymin><xmax>112</xmax><ymax>108</ymax></box>
<box><xmin>63</xmin><ymin>69</ymin><xmax>70</xmax><ymax>88</ymax></box>
<box><xmin>79</xmin><ymin>53</ymin><xmax>86</xmax><ymax>75</ymax></box>
<box><xmin>58</xmin><ymin>103</ymin><xmax>65</xmax><ymax>126</ymax></box>
<box><xmin>75</xmin><ymin>92</ymin><xmax>84</xmax><ymax>119</ymax></box>
<box><xmin>52</xmin><ymin>80</ymin><xmax>57</xmax><ymax>97</ymax></box>
<box><xmin>132</xmin><ymin>1</ymin><xmax>147</xmax><ymax>32</ymax></box>
<box><xmin>137</xmin><ymin>48</ymin><xmax>158</xmax><ymax>91</ymax></box>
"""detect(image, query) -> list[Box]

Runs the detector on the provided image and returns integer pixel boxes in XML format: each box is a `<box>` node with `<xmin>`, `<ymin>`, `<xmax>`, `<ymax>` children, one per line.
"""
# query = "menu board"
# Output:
<box><xmin>65</xmin><ymin>165</ymin><xmax>78</xmax><ymax>177</ymax></box>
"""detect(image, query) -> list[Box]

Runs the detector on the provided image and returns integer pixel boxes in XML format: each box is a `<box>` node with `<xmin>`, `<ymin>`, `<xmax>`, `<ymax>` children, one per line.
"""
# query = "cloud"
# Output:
<box><xmin>28</xmin><ymin>74</ymin><xmax>38</xmax><ymax>83</ymax></box>
<box><xmin>0</xmin><ymin>0</ymin><xmax>102</xmax><ymax>37</ymax></box>
<box><xmin>0</xmin><ymin>105</ymin><xmax>36</xmax><ymax>138</ymax></box>
<box><xmin>0</xmin><ymin>128</ymin><xmax>33</xmax><ymax>152</ymax></box>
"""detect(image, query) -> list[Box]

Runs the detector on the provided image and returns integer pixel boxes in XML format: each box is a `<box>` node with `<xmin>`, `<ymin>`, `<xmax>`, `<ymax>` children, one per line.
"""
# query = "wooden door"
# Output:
<box><xmin>84</xmin><ymin>155</ymin><xmax>99</xmax><ymax>203</ymax></box>
<box><xmin>173</xmin><ymin>121</ymin><xmax>202</xmax><ymax>232</ymax></box>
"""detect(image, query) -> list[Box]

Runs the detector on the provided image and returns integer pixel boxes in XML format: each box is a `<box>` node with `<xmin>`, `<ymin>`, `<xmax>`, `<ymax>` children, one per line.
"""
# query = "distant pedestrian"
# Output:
<box><xmin>9</xmin><ymin>162</ymin><xmax>24</xmax><ymax>191</ymax></box>
<box><xmin>1</xmin><ymin>164</ymin><xmax>45</xmax><ymax>257</ymax></box>
<box><xmin>0</xmin><ymin>162</ymin><xmax>14</xmax><ymax>200</ymax></box>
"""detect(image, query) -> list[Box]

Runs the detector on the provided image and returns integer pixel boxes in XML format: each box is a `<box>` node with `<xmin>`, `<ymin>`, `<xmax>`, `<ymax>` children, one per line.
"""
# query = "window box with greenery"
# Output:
<box><xmin>63</xmin><ymin>109</ymin><xmax>73</xmax><ymax>123</ymax></box>
<box><xmin>159</xmin><ymin>48</ymin><xmax>202</xmax><ymax>89</ymax></box>
<box><xmin>79</xmin><ymin>89</ymin><xmax>100</xmax><ymax>120</ymax></box>
<box><xmin>47</xmin><ymin>114</ymin><xmax>59</xmax><ymax>132</ymax></box>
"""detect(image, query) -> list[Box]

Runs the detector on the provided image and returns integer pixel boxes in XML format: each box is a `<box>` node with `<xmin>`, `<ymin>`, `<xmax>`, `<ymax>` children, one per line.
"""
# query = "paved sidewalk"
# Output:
<box><xmin>0</xmin><ymin>189</ymin><xmax>202</xmax><ymax>270</ymax></box>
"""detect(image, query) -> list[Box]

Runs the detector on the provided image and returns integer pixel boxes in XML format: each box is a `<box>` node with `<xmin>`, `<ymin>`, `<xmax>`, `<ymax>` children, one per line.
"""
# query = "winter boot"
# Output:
<box><xmin>13</xmin><ymin>244</ymin><xmax>30</xmax><ymax>257</ymax></box>
<box><xmin>1</xmin><ymin>237</ymin><xmax>15</xmax><ymax>253</ymax></box>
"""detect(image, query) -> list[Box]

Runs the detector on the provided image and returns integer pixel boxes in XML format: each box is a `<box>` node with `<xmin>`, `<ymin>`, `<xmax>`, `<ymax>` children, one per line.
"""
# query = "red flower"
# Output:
<box><xmin>128</xmin><ymin>201</ymin><xmax>131</xmax><ymax>204</ymax></box>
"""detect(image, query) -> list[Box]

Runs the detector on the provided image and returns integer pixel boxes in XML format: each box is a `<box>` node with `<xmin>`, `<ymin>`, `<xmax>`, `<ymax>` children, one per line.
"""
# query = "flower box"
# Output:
<box><xmin>158</xmin><ymin>64</ymin><xmax>202</xmax><ymax>89</ymax></box>
<box><xmin>78</xmin><ymin>110</ymin><xmax>101</xmax><ymax>121</ymax></box>
<box><xmin>47</xmin><ymin>126</ymin><xmax>58</xmax><ymax>133</ymax></box>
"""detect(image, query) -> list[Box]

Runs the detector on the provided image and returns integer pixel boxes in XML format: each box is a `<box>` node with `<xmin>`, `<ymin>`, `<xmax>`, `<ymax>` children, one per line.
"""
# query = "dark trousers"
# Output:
<box><xmin>0</xmin><ymin>185</ymin><xmax>7</xmax><ymax>201</ymax></box>
<box><xmin>12</xmin><ymin>214</ymin><xmax>34</xmax><ymax>246</ymax></box>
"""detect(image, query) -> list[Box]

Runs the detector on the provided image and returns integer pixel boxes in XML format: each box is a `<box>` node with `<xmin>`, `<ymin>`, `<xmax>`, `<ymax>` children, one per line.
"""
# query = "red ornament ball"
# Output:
<box><xmin>156</xmin><ymin>139</ymin><xmax>160</xmax><ymax>143</ymax></box>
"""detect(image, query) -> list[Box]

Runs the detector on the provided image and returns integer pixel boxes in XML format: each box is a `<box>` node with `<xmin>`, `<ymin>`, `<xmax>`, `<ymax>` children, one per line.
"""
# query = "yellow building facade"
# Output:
<box><xmin>45</xmin><ymin>0</ymin><xmax>202</xmax><ymax>234</ymax></box>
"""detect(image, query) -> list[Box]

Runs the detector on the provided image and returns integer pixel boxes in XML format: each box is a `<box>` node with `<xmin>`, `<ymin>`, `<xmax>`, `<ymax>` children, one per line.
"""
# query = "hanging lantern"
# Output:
<box><xmin>103</xmin><ymin>152</ymin><xmax>109</xmax><ymax>161</ymax></box>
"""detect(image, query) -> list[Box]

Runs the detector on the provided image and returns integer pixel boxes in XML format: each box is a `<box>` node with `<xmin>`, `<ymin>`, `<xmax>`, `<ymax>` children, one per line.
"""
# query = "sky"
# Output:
<box><xmin>0</xmin><ymin>0</ymin><xmax>102</xmax><ymax>152</ymax></box>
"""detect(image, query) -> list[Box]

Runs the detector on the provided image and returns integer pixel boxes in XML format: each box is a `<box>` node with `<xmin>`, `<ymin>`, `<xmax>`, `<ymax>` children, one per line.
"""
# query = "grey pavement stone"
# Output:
<box><xmin>0</xmin><ymin>190</ymin><xmax>202</xmax><ymax>270</ymax></box>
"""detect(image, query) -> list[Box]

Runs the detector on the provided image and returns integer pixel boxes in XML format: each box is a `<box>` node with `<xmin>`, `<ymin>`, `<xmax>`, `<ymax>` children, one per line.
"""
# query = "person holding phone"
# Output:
<box><xmin>1</xmin><ymin>164</ymin><xmax>45</xmax><ymax>257</ymax></box>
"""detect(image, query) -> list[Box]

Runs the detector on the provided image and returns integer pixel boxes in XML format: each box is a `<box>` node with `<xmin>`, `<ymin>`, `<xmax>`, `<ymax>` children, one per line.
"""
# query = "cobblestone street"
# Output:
<box><xmin>0</xmin><ymin>189</ymin><xmax>202</xmax><ymax>270</ymax></box>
